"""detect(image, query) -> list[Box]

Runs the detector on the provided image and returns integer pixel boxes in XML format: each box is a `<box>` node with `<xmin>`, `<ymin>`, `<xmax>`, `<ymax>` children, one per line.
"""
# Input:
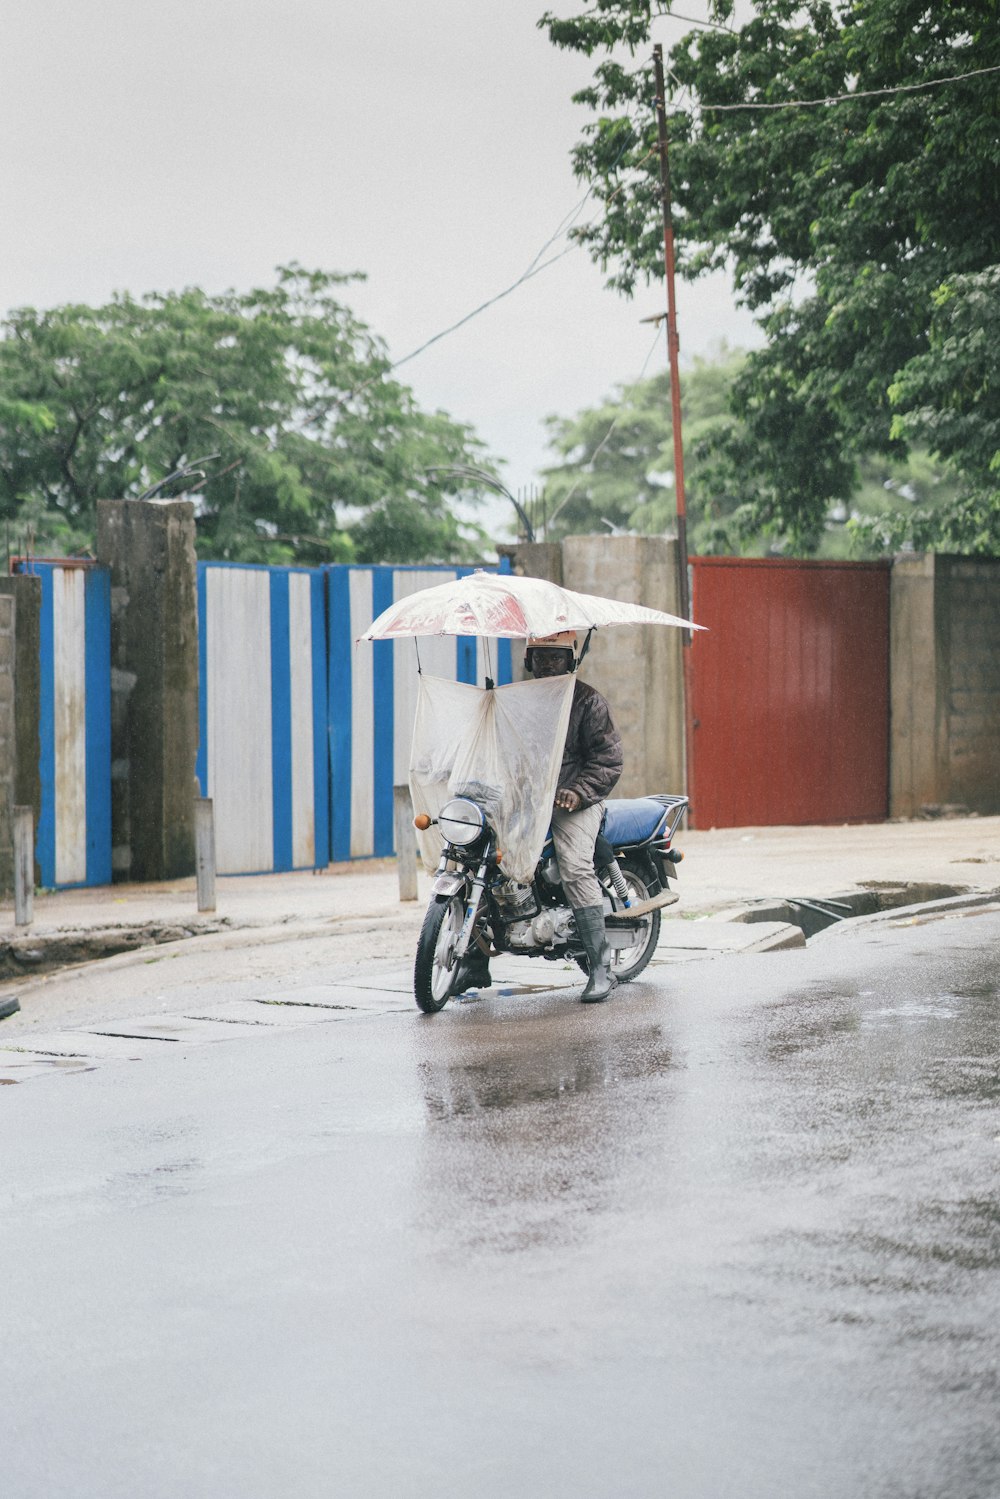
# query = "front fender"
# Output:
<box><xmin>431</xmin><ymin>872</ymin><xmax>468</xmax><ymax>898</ymax></box>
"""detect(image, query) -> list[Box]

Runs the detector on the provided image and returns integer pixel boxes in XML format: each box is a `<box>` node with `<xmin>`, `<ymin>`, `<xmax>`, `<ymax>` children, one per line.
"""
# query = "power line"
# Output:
<box><xmin>336</xmin><ymin>58</ymin><xmax>999</xmax><ymax>415</ymax></box>
<box><xmin>542</xmin><ymin>322</ymin><xmax>666</xmax><ymax>534</ymax></box>
<box><xmin>653</xmin><ymin>5</ymin><xmax>733</xmax><ymax>30</ymax></box>
<box><xmin>697</xmin><ymin>62</ymin><xmax>1000</xmax><ymax>112</ymax></box>
<box><xmin>393</xmin><ymin>124</ymin><xmax>647</xmax><ymax>373</ymax></box>
<box><xmin>520</xmin><ymin>186</ymin><xmax>596</xmax><ymax>279</ymax></box>
<box><xmin>389</xmin><ymin>242</ymin><xmax>578</xmax><ymax>375</ymax></box>
<box><xmin>571</xmin><ymin>3</ymin><xmax>733</xmax><ymax>31</ymax></box>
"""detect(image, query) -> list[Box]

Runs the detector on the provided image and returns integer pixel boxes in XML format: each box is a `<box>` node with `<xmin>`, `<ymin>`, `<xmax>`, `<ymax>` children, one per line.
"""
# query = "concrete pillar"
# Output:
<box><xmin>937</xmin><ymin>555</ymin><xmax>1000</xmax><ymax>814</ymax></box>
<box><xmin>96</xmin><ymin>499</ymin><xmax>199</xmax><ymax>881</ymax></box>
<box><xmin>498</xmin><ymin>541</ymin><xmax>564</xmax><ymax>587</ymax></box>
<box><xmin>0</xmin><ymin>575</ymin><xmax>41</xmax><ymax>888</ymax></box>
<box><xmin>562</xmin><ymin>535</ymin><xmax>686</xmax><ymax>798</ymax></box>
<box><xmin>0</xmin><ymin>592</ymin><xmax>14</xmax><ymax>897</ymax></box>
<box><xmin>890</xmin><ymin>553</ymin><xmax>1000</xmax><ymax>818</ymax></box>
<box><xmin>889</xmin><ymin>554</ymin><xmax>944</xmax><ymax>819</ymax></box>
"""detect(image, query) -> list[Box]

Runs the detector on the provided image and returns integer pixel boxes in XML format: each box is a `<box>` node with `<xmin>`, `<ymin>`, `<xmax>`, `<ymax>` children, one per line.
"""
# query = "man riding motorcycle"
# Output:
<box><xmin>463</xmin><ymin>629</ymin><xmax>624</xmax><ymax>1003</ymax></box>
<box><xmin>534</xmin><ymin>630</ymin><xmax>624</xmax><ymax>1002</ymax></box>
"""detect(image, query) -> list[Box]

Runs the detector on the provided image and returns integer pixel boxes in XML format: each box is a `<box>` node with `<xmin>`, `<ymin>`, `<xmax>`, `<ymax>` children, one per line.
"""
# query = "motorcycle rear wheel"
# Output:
<box><xmin>579</xmin><ymin>855</ymin><xmax>661</xmax><ymax>984</ymax></box>
<box><xmin>414</xmin><ymin>894</ymin><xmax>465</xmax><ymax>1013</ymax></box>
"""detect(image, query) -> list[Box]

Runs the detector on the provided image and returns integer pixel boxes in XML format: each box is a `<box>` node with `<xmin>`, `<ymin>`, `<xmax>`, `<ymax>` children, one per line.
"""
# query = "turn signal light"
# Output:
<box><xmin>413</xmin><ymin>813</ymin><xmax>432</xmax><ymax>831</ymax></box>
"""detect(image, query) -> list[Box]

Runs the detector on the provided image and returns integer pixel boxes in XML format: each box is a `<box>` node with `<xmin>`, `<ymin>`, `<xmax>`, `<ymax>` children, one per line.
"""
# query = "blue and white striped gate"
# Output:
<box><xmin>327</xmin><ymin>565</ymin><xmax>513</xmax><ymax>861</ymax></box>
<box><xmin>30</xmin><ymin>562</ymin><xmax>112</xmax><ymax>888</ymax></box>
<box><xmin>197</xmin><ymin>563</ymin><xmax>329</xmax><ymax>875</ymax></box>
<box><xmin>197</xmin><ymin>561</ymin><xmax>513</xmax><ymax>873</ymax></box>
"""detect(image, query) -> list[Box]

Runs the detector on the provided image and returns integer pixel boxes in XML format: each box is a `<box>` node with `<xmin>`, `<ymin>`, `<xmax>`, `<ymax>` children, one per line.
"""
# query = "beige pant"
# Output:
<box><xmin>552</xmin><ymin>802</ymin><xmax>604</xmax><ymax>909</ymax></box>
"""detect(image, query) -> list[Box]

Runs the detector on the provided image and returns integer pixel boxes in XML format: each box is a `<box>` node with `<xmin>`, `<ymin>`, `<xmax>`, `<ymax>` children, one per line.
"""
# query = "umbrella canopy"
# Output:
<box><xmin>360</xmin><ymin>569</ymin><xmax>703</xmax><ymax>641</ymax></box>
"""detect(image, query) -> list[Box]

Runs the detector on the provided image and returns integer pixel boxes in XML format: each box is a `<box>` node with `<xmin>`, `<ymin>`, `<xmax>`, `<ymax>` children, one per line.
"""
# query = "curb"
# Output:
<box><xmin>739</xmin><ymin>923</ymin><xmax>806</xmax><ymax>953</ymax></box>
<box><xmin>653</xmin><ymin>918</ymin><xmax>806</xmax><ymax>958</ymax></box>
<box><xmin>3</xmin><ymin>885</ymin><xmax>997</xmax><ymax>988</ymax></box>
<box><xmin>808</xmin><ymin>890</ymin><xmax>1000</xmax><ymax>940</ymax></box>
<box><xmin>709</xmin><ymin>882</ymin><xmax>982</xmax><ymax>939</ymax></box>
<box><xmin>0</xmin><ymin>919</ymin><xmax>235</xmax><ymax>981</ymax></box>
<box><xmin>0</xmin><ymin>905</ymin><xmax>429</xmax><ymax>985</ymax></box>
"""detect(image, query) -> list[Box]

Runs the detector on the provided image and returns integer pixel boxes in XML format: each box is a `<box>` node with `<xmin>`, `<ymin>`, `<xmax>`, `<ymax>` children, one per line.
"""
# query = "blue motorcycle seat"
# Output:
<box><xmin>603</xmin><ymin>798</ymin><xmax>667</xmax><ymax>847</ymax></box>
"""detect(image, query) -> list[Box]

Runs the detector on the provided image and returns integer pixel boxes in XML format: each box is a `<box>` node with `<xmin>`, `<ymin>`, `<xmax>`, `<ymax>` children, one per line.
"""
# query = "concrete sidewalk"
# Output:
<box><xmin>1</xmin><ymin>814</ymin><xmax>998</xmax><ymax>984</ymax></box>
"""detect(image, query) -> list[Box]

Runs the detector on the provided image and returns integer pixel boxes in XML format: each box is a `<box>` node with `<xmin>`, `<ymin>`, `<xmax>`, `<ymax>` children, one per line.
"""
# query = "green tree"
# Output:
<box><xmin>540</xmin><ymin>0</ymin><xmax>1000</xmax><ymax>551</ymax></box>
<box><xmin>877</xmin><ymin>265</ymin><xmax>1000</xmax><ymax>551</ymax></box>
<box><xmin>0</xmin><ymin>266</ymin><xmax>492</xmax><ymax>564</ymax></box>
<box><xmin>540</xmin><ymin>346</ymin><xmax>960</xmax><ymax>555</ymax></box>
<box><xmin>539</xmin><ymin>348</ymin><xmax>747</xmax><ymax>549</ymax></box>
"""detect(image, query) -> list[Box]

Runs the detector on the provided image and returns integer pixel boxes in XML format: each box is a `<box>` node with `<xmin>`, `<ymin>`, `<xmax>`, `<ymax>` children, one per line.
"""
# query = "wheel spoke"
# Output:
<box><xmin>430</xmin><ymin>901</ymin><xmax>463</xmax><ymax>1000</ymax></box>
<box><xmin>607</xmin><ymin>865</ymin><xmax>661</xmax><ymax>982</ymax></box>
<box><xmin>415</xmin><ymin>894</ymin><xmax>470</xmax><ymax>1012</ymax></box>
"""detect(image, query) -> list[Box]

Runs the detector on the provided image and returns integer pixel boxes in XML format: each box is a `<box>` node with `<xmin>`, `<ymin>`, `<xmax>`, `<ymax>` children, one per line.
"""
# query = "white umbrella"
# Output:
<box><xmin>359</xmin><ymin>569</ymin><xmax>703</xmax><ymax>640</ymax></box>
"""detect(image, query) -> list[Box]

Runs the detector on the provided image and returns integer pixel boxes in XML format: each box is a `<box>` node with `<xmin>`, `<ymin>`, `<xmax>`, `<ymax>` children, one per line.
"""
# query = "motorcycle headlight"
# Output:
<box><xmin>438</xmin><ymin>797</ymin><xmax>485</xmax><ymax>847</ymax></box>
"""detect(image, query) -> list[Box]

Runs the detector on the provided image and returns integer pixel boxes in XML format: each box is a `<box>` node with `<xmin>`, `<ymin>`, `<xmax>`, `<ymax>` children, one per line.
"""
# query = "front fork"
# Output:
<box><xmin>432</xmin><ymin>858</ymin><xmax>489</xmax><ymax>960</ymax></box>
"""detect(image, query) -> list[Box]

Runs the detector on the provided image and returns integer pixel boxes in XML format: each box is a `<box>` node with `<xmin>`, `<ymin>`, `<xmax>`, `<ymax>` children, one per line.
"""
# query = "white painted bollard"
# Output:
<box><xmin>13</xmin><ymin>806</ymin><xmax>33</xmax><ymax>928</ymax></box>
<box><xmin>195</xmin><ymin>797</ymin><xmax>217</xmax><ymax>913</ymax></box>
<box><xmin>393</xmin><ymin>785</ymin><xmax>419</xmax><ymax>902</ymax></box>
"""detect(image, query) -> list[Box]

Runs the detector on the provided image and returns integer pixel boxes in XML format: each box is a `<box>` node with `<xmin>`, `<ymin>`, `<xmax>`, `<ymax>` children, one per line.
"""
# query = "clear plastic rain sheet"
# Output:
<box><xmin>409</xmin><ymin>673</ymin><xmax>575</xmax><ymax>883</ymax></box>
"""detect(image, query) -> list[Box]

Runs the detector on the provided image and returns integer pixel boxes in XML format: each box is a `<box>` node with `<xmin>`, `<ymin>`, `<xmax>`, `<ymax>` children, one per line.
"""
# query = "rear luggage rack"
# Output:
<box><xmin>646</xmin><ymin>794</ymin><xmax>688</xmax><ymax>843</ymax></box>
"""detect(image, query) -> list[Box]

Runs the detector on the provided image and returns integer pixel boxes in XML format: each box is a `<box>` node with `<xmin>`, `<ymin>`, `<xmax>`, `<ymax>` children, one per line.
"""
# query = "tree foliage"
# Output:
<box><xmin>539</xmin><ymin>0</ymin><xmax>1000</xmax><ymax>552</ymax></box>
<box><xmin>540</xmin><ymin>348</ymin><xmax>746</xmax><ymax>548</ymax></box>
<box><xmin>540</xmin><ymin>345</ymin><xmax>958</xmax><ymax>554</ymax></box>
<box><xmin>0</xmin><ymin>266</ymin><xmax>491</xmax><ymax>564</ymax></box>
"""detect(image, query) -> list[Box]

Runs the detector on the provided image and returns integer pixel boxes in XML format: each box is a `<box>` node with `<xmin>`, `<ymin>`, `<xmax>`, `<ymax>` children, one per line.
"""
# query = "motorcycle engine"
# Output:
<box><xmin>506</xmin><ymin>905</ymin><xmax>576</xmax><ymax>952</ymax></box>
<box><xmin>494</xmin><ymin>879</ymin><xmax>538</xmax><ymax>920</ymax></box>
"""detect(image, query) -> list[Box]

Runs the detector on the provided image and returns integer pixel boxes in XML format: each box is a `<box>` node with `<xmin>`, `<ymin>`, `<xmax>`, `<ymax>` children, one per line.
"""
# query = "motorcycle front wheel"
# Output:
<box><xmin>414</xmin><ymin>894</ymin><xmax>465</xmax><ymax>1013</ymax></box>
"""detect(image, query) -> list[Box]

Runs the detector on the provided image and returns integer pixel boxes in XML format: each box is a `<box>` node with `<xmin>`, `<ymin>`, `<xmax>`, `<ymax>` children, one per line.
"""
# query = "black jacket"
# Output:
<box><xmin>558</xmin><ymin>678</ymin><xmax>623</xmax><ymax>809</ymax></box>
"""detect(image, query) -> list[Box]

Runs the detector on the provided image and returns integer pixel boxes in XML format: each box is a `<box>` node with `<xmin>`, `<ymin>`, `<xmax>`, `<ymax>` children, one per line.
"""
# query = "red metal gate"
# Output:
<box><xmin>688</xmin><ymin>558</ymin><xmax>890</xmax><ymax>828</ymax></box>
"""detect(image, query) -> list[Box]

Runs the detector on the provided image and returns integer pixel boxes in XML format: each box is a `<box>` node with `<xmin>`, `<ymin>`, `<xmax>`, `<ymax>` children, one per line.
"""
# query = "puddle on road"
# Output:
<box><xmin>418</xmin><ymin>1022</ymin><xmax>679</xmax><ymax>1120</ymax></box>
<box><xmin>740</xmin><ymin>883</ymin><xmax>987</xmax><ymax>940</ymax></box>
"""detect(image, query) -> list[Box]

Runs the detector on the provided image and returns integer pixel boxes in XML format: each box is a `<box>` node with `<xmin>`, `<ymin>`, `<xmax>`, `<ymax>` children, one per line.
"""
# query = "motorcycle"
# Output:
<box><xmin>412</xmin><ymin>792</ymin><xmax>688</xmax><ymax>1012</ymax></box>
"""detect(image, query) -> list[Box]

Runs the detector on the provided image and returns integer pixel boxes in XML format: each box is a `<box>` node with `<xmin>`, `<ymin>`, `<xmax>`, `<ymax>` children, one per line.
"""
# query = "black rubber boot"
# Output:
<box><xmin>457</xmin><ymin>947</ymin><xmax>493</xmax><ymax>992</ymax></box>
<box><xmin>574</xmin><ymin>905</ymin><xmax>617</xmax><ymax>1004</ymax></box>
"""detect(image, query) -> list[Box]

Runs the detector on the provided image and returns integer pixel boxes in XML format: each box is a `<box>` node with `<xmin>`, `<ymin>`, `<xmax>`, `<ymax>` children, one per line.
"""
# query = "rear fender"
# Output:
<box><xmin>613</xmin><ymin>845</ymin><xmax>664</xmax><ymax>892</ymax></box>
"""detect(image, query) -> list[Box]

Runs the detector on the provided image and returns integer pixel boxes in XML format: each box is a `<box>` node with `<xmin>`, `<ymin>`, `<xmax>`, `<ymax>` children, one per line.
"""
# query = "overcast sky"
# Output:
<box><xmin>1</xmin><ymin>0</ymin><xmax>760</xmax><ymax>511</ymax></box>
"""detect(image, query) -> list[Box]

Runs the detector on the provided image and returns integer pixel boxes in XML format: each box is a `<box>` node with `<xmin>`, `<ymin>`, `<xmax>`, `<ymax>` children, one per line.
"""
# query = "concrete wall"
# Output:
<box><xmin>97</xmin><ymin>499</ymin><xmax>199</xmax><ymax>881</ymax></box>
<box><xmin>891</xmin><ymin>553</ymin><xmax>1000</xmax><ymax>817</ymax></box>
<box><xmin>0</xmin><ymin>575</ymin><xmax>41</xmax><ymax>888</ymax></box>
<box><xmin>942</xmin><ymin>557</ymin><xmax>1000</xmax><ymax>811</ymax></box>
<box><xmin>504</xmin><ymin>536</ymin><xmax>687</xmax><ymax>799</ymax></box>
<box><xmin>500</xmin><ymin>541</ymin><xmax>563</xmax><ymax>588</ymax></box>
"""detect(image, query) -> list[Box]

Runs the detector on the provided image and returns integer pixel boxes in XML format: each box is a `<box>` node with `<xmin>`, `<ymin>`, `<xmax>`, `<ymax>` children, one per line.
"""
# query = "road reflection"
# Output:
<box><xmin>411</xmin><ymin>991</ymin><xmax>680</xmax><ymax>1252</ymax></box>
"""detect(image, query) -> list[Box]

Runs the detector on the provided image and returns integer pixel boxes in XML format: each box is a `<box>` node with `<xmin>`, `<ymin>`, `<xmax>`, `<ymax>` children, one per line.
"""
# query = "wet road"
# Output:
<box><xmin>3</xmin><ymin>910</ymin><xmax>999</xmax><ymax>1498</ymax></box>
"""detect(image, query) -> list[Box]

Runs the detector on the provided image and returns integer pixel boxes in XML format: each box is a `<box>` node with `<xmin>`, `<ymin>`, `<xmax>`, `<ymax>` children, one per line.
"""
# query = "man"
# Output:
<box><xmin>526</xmin><ymin>629</ymin><xmax>624</xmax><ymax>1003</ymax></box>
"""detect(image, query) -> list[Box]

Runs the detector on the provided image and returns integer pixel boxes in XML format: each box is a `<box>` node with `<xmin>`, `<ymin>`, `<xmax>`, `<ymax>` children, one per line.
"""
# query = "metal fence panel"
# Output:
<box><xmin>198</xmin><ymin>561</ymin><xmax>513</xmax><ymax>872</ymax></box>
<box><xmin>197</xmin><ymin>563</ymin><xmax>328</xmax><ymax>874</ymax></box>
<box><xmin>327</xmin><ymin>564</ymin><xmax>513</xmax><ymax>862</ymax></box>
<box><xmin>689</xmin><ymin>557</ymin><xmax>890</xmax><ymax>828</ymax></box>
<box><xmin>33</xmin><ymin>563</ymin><xmax>111</xmax><ymax>888</ymax></box>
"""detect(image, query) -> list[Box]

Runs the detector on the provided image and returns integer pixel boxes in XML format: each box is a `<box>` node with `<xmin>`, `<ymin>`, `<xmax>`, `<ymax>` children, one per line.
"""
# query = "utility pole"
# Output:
<box><xmin>653</xmin><ymin>43</ymin><xmax>691</xmax><ymax>642</ymax></box>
